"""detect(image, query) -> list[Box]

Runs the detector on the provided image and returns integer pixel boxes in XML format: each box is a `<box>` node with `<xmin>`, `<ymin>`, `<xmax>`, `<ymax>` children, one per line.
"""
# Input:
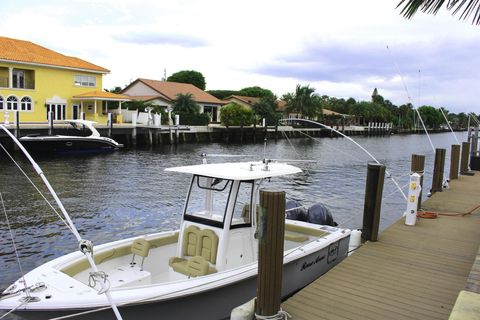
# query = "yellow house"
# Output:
<box><xmin>0</xmin><ymin>36</ymin><xmax>129</xmax><ymax>124</ymax></box>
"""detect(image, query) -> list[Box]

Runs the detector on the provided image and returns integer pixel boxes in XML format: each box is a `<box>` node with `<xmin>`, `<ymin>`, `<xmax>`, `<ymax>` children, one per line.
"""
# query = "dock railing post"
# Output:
<box><xmin>362</xmin><ymin>163</ymin><xmax>385</xmax><ymax>242</ymax></box>
<box><xmin>431</xmin><ymin>148</ymin><xmax>446</xmax><ymax>194</ymax></box>
<box><xmin>411</xmin><ymin>154</ymin><xmax>425</xmax><ymax>211</ymax></box>
<box><xmin>256</xmin><ymin>189</ymin><xmax>286</xmax><ymax>318</ymax></box>
<box><xmin>449</xmin><ymin>144</ymin><xmax>460</xmax><ymax>180</ymax></box>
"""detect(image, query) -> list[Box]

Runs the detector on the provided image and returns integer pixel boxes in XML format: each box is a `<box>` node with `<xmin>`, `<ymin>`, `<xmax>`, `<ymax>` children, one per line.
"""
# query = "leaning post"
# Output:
<box><xmin>362</xmin><ymin>163</ymin><xmax>385</xmax><ymax>242</ymax></box>
<box><xmin>449</xmin><ymin>144</ymin><xmax>460</xmax><ymax>180</ymax></box>
<box><xmin>256</xmin><ymin>189</ymin><xmax>286</xmax><ymax>318</ymax></box>
<box><xmin>411</xmin><ymin>154</ymin><xmax>425</xmax><ymax>211</ymax></box>
<box><xmin>431</xmin><ymin>148</ymin><xmax>446</xmax><ymax>194</ymax></box>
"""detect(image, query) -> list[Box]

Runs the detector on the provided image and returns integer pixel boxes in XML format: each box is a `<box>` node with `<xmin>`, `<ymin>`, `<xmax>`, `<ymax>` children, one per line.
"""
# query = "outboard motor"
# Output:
<box><xmin>307</xmin><ymin>203</ymin><xmax>337</xmax><ymax>226</ymax></box>
<box><xmin>285</xmin><ymin>200</ymin><xmax>308</xmax><ymax>221</ymax></box>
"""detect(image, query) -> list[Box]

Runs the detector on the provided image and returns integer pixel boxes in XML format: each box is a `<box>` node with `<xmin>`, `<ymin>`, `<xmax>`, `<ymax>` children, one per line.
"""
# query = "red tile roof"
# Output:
<box><xmin>0</xmin><ymin>36</ymin><xmax>109</xmax><ymax>73</ymax></box>
<box><xmin>225</xmin><ymin>95</ymin><xmax>262</xmax><ymax>106</ymax></box>
<box><xmin>124</xmin><ymin>79</ymin><xmax>224</xmax><ymax>105</ymax></box>
<box><xmin>72</xmin><ymin>91</ymin><xmax>130</xmax><ymax>101</ymax></box>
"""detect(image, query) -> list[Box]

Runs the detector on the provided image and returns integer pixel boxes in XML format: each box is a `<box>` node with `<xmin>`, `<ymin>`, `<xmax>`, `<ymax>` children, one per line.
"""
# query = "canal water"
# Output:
<box><xmin>0</xmin><ymin>131</ymin><xmax>466</xmax><ymax>296</ymax></box>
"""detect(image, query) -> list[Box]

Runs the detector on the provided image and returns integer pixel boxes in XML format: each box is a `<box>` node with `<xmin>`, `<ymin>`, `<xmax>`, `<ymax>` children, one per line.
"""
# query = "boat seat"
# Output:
<box><xmin>130</xmin><ymin>238</ymin><xmax>150</xmax><ymax>270</ymax></box>
<box><xmin>169</xmin><ymin>226</ymin><xmax>219</xmax><ymax>276</ymax></box>
<box><xmin>170</xmin><ymin>255</ymin><xmax>217</xmax><ymax>277</ymax></box>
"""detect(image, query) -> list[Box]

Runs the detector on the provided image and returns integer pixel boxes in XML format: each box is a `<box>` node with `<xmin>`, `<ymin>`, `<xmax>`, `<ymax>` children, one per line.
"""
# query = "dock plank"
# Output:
<box><xmin>283</xmin><ymin>174</ymin><xmax>480</xmax><ymax>320</ymax></box>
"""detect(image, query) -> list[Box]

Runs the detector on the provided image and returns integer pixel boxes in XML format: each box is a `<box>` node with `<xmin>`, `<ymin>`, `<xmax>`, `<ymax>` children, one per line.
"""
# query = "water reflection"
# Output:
<box><xmin>0</xmin><ymin>132</ymin><xmax>466</xmax><ymax>295</ymax></box>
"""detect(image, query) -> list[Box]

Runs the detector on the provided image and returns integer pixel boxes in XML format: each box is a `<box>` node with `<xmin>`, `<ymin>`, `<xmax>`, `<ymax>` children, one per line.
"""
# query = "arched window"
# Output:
<box><xmin>0</xmin><ymin>96</ymin><xmax>4</xmax><ymax>110</ymax></box>
<box><xmin>20</xmin><ymin>96</ymin><xmax>33</xmax><ymax>111</ymax></box>
<box><xmin>6</xmin><ymin>96</ymin><xmax>18</xmax><ymax>110</ymax></box>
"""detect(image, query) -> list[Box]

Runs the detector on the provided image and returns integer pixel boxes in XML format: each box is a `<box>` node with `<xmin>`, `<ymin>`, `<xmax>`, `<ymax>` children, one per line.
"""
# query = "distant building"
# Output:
<box><xmin>122</xmin><ymin>79</ymin><xmax>224</xmax><ymax>122</ymax></box>
<box><xmin>223</xmin><ymin>95</ymin><xmax>262</xmax><ymax>109</ymax></box>
<box><xmin>0</xmin><ymin>36</ymin><xmax>129</xmax><ymax>124</ymax></box>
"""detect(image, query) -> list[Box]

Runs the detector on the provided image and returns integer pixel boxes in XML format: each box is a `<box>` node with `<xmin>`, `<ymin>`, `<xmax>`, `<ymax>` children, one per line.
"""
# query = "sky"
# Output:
<box><xmin>1</xmin><ymin>0</ymin><xmax>478</xmax><ymax>113</ymax></box>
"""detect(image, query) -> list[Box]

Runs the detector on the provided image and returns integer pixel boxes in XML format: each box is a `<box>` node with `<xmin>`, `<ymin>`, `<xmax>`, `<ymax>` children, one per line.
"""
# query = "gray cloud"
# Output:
<box><xmin>113</xmin><ymin>32</ymin><xmax>208</xmax><ymax>48</ymax></box>
<box><xmin>254</xmin><ymin>39</ymin><xmax>480</xmax><ymax>83</ymax></box>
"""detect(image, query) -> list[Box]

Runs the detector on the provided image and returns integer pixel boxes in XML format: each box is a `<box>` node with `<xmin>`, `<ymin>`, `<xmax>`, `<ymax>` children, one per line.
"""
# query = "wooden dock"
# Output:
<box><xmin>283</xmin><ymin>173</ymin><xmax>480</xmax><ymax>320</ymax></box>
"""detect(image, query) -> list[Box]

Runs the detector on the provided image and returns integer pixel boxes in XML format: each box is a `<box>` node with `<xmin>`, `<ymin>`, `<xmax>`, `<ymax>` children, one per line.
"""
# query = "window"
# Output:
<box><xmin>6</xmin><ymin>96</ymin><xmax>18</xmax><ymax>110</ymax></box>
<box><xmin>0</xmin><ymin>96</ymin><xmax>3</xmax><ymax>110</ymax></box>
<box><xmin>184</xmin><ymin>175</ymin><xmax>232</xmax><ymax>228</ymax></box>
<box><xmin>74</xmin><ymin>75</ymin><xmax>96</xmax><ymax>87</ymax></box>
<box><xmin>231</xmin><ymin>181</ymin><xmax>254</xmax><ymax>228</ymax></box>
<box><xmin>46</xmin><ymin>104</ymin><xmax>66</xmax><ymax>120</ymax></box>
<box><xmin>20</xmin><ymin>96</ymin><xmax>32</xmax><ymax>111</ymax></box>
<box><xmin>12</xmin><ymin>68</ymin><xmax>34</xmax><ymax>89</ymax></box>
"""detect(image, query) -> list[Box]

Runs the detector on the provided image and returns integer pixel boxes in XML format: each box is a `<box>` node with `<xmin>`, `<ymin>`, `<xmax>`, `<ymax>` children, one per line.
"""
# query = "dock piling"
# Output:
<box><xmin>461</xmin><ymin>142</ymin><xmax>472</xmax><ymax>175</ymax></box>
<box><xmin>431</xmin><ymin>148</ymin><xmax>446</xmax><ymax>194</ymax></box>
<box><xmin>256</xmin><ymin>189</ymin><xmax>286</xmax><ymax>318</ymax></box>
<box><xmin>48</xmin><ymin>111</ymin><xmax>53</xmax><ymax>135</ymax></box>
<box><xmin>362</xmin><ymin>163</ymin><xmax>386</xmax><ymax>242</ymax></box>
<box><xmin>450</xmin><ymin>144</ymin><xmax>461</xmax><ymax>180</ymax></box>
<box><xmin>14</xmin><ymin>111</ymin><xmax>19</xmax><ymax>138</ymax></box>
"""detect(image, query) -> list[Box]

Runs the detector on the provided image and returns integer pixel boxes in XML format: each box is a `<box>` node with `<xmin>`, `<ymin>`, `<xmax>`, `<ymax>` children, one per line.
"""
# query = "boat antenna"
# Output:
<box><xmin>386</xmin><ymin>45</ymin><xmax>436</xmax><ymax>154</ymax></box>
<box><xmin>0</xmin><ymin>125</ymin><xmax>123</xmax><ymax>320</ymax></box>
<box><xmin>278</xmin><ymin>118</ymin><xmax>407</xmax><ymax>201</ymax></box>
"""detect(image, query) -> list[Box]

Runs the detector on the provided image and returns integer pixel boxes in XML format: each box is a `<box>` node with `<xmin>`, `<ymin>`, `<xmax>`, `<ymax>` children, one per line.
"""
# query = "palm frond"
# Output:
<box><xmin>397</xmin><ymin>0</ymin><xmax>480</xmax><ymax>24</ymax></box>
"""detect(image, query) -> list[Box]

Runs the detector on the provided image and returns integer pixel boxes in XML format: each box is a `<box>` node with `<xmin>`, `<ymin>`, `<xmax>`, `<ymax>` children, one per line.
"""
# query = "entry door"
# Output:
<box><xmin>72</xmin><ymin>104</ymin><xmax>80</xmax><ymax>119</ymax></box>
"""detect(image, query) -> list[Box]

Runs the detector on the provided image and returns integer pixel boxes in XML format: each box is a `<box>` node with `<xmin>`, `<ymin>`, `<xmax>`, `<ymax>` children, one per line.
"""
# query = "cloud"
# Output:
<box><xmin>113</xmin><ymin>32</ymin><xmax>208</xmax><ymax>48</ymax></box>
<box><xmin>253</xmin><ymin>38</ymin><xmax>480</xmax><ymax>83</ymax></box>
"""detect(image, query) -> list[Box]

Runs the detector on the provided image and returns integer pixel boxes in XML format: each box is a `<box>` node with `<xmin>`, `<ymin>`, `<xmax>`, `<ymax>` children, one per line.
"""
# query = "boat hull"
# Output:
<box><xmin>19</xmin><ymin>136</ymin><xmax>122</xmax><ymax>153</ymax></box>
<box><xmin>14</xmin><ymin>235</ymin><xmax>350</xmax><ymax>320</ymax></box>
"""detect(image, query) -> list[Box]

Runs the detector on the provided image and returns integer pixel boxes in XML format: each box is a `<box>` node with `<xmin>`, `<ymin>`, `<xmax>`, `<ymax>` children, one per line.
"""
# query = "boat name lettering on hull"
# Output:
<box><xmin>300</xmin><ymin>255</ymin><xmax>325</xmax><ymax>271</ymax></box>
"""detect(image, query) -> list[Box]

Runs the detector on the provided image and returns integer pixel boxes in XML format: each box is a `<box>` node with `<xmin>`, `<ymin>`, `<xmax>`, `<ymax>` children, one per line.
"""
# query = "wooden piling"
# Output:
<box><xmin>274</xmin><ymin>123</ymin><xmax>278</xmax><ymax>143</ymax></box>
<box><xmin>362</xmin><ymin>163</ymin><xmax>385</xmax><ymax>242</ymax></box>
<box><xmin>431</xmin><ymin>148</ymin><xmax>446</xmax><ymax>194</ymax></box>
<box><xmin>107</xmin><ymin>113</ymin><xmax>113</xmax><ymax>138</ymax></box>
<box><xmin>256</xmin><ymin>189</ymin><xmax>286</xmax><ymax>318</ymax></box>
<box><xmin>461</xmin><ymin>142</ymin><xmax>471</xmax><ymax>174</ymax></box>
<box><xmin>14</xmin><ymin>111</ymin><xmax>19</xmax><ymax>138</ymax></box>
<box><xmin>450</xmin><ymin>144</ymin><xmax>460</xmax><ymax>180</ymax></box>
<box><xmin>411</xmin><ymin>154</ymin><xmax>425</xmax><ymax>211</ymax></box>
<box><xmin>48</xmin><ymin>111</ymin><xmax>53</xmax><ymax>135</ymax></box>
<box><xmin>253</xmin><ymin>120</ymin><xmax>257</xmax><ymax>143</ymax></box>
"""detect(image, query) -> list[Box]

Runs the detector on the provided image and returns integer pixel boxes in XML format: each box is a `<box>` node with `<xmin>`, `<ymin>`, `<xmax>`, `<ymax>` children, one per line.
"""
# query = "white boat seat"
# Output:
<box><xmin>130</xmin><ymin>238</ymin><xmax>150</xmax><ymax>270</ymax></box>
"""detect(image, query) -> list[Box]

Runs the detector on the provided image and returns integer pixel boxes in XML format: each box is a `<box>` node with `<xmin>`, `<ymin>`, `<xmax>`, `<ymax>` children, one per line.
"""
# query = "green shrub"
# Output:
<box><xmin>220</xmin><ymin>103</ymin><xmax>254</xmax><ymax>126</ymax></box>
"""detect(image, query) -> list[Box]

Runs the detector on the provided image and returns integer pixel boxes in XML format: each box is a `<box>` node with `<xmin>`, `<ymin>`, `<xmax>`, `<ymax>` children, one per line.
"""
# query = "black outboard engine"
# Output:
<box><xmin>286</xmin><ymin>200</ymin><xmax>308</xmax><ymax>221</ymax></box>
<box><xmin>307</xmin><ymin>203</ymin><xmax>337</xmax><ymax>226</ymax></box>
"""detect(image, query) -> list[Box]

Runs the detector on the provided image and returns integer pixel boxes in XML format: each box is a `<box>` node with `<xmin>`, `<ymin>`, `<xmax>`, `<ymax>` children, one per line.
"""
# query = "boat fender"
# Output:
<box><xmin>307</xmin><ymin>203</ymin><xmax>337</xmax><ymax>226</ymax></box>
<box><xmin>286</xmin><ymin>200</ymin><xmax>308</xmax><ymax>221</ymax></box>
<box><xmin>348</xmin><ymin>229</ymin><xmax>362</xmax><ymax>255</ymax></box>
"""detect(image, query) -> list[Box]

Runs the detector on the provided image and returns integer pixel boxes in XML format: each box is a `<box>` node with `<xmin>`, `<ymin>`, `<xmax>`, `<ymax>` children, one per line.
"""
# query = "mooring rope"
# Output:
<box><xmin>0</xmin><ymin>143</ymin><xmax>74</xmax><ymax>233</ymax></box>
<box><xmin>279</xmin><ymin>118</ymin><xmax>407</xmax><ymax>201</ymax></box>
<box><xmin>255</xmin><ymin>308</ymin><xmax>292</xmax><ymax>320</ymax></box>
<box><xmin>0</xmin><ymin>125</ymin><xmax>123</xmax><ymax>320</ymax></box>
<box><xmin>0</xmin><ymin>192</ymin><xmax>30</xmax><ymax>298</ymax></box>
<box><xmin>0</xmin><ymin>300</ymin><xmax>29</xmax><ymax>319</ymax></box>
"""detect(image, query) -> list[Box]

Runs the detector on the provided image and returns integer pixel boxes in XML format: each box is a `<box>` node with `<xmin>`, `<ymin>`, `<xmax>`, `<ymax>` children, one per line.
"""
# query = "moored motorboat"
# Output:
<box><xmin>0</xmin><ymin>160</ymin><xmax>351</xmax><ymax>320</ymax></box>
<box><xmin>19</xmin><ymin>120</ymin><xmax>122</xmax><ymax>153</ymax></box>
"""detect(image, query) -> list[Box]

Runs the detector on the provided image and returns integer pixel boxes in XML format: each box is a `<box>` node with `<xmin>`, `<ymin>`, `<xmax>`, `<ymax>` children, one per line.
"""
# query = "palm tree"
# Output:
<box><xmin>282</xmin><ymin>84</ymin><xmax>322</xmax><ymax>119</ymax></box>
<box><xmin>397</xmin><ymin>0</ymin><xmax>480</xmax><ymax>25</ymax></box>
<box><xmin>173</xmin><ymin>93</ymin><xmax>200</xmax><ymax>114</ymax></box>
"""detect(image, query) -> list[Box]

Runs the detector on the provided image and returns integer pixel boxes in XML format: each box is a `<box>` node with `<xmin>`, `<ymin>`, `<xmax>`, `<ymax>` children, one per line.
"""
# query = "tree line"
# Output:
<box><xmin>109</xmin><ymin>70</ymin><xmax>478</xmax><ymax>129</ymax></box>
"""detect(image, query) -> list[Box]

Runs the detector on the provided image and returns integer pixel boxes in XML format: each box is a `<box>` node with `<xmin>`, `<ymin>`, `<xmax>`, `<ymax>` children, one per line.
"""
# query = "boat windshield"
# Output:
<box><xmin>184</xmin><ymin>175</ymin><xmax>233</xmax><ymax>228</ymax></box>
